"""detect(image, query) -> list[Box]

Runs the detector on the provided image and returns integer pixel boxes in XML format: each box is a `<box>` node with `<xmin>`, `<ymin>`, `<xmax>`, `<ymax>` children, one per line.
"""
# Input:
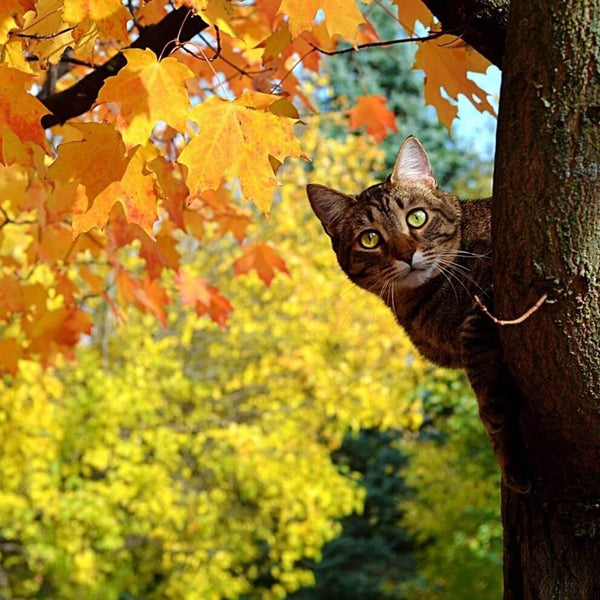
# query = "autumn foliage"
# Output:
<box><xmin>0</xmin><ymin>0</ymin><xmax>495</xmax><ymax>374</ymax></box>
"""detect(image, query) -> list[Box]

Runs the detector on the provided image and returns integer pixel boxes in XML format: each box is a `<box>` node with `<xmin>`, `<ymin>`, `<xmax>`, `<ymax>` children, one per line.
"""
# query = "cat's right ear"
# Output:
<box><xmin>306</xmin><ymin>184</ymin><xmax>353</xmax><ymax>237</ymax></box>
<box><xmin>390</xmin><ymin>136</ymin><xmax>437</xmax><ymax>188</ymax></box>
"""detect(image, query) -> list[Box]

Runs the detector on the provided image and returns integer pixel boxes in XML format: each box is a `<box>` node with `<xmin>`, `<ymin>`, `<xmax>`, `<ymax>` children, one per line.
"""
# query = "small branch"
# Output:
<box><xmin>271</xmin><ymin>28</ymin><xmax>462</xmax><ymax>92</ymax></box>
<box><xmin>175</xmin><ymin>27</ymin><xmax>222</xmax><ymax>63</ymax></box>
<box><xmin>15</xmin><ymin>26</ymin><xmax>75</xmax><ymax>40</ymax></box>
<box><xmin>0</xmin><ymin>206</ymin><xmax>37</xmax><ymax>230</ymax></box>
<box><xmin>39</xmin><ymin>7</ymin><xmax>209</xmax><ymax>128</ymax></box>
<box><xmin>308</xmin><ymin>28</ymin><xmax>460</xmax><ymax>56</ymax></box>
<box><xmin>197</xmin><ymin>32</ymin><xmax>258</xmax><ymax>78</ymax></box>
<box><xmin>474</xmin><ymin>293</ymin><xmax>549</xmax><ymax>326</ymax></box>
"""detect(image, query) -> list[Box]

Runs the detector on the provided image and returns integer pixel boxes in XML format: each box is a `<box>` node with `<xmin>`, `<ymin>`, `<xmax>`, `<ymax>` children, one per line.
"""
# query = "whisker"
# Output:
<box><xmin>431</xmin><ymin>263</ymin><xmax>460</xmax><ymax>305</ymax></box>
<box><xmin>434</xmin><ymin>257</ymin><xmax>472</xmax><ymax>274</ymax></box>
<box><xmin>440</xmin><ymin>262</ymin><xmax>488</xmax><ymax>297</ymax></box>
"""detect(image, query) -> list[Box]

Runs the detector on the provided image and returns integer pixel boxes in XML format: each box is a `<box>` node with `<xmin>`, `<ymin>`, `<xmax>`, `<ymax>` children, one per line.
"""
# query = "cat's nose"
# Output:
<box><xmin>396</xmin><ymin>249</ymin><xmax>414</xmax><ymax>266</ymax></box>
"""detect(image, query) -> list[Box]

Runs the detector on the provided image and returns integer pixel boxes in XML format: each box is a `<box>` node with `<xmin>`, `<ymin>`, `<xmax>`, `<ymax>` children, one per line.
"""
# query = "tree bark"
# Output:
<box><xmin>493</xmin><ymin>0</ymin><xmax>600</xmax><ymax>597</ymax></box>
<box><xmin>421</xmin><ymin>0</ymin><xmax>508</xmax><ymax>67</ymax></box>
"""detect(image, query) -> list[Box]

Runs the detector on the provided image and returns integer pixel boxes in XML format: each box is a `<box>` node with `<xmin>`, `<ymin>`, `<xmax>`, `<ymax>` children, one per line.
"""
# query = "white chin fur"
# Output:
<box><xmin>394</xmin><ymin>261</ymin><xmax>436</xmax><ymax>289</ymax></box>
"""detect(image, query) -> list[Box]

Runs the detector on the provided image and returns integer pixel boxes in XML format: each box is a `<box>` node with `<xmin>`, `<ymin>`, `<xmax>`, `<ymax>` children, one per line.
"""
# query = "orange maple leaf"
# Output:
<box><xmin>393</xmin><ymin>0</ymin><xmax>434</xmax><ymax>35</ymax></box>
<box><xmin>0</xmin><ymin>338</ymin><xmax>24</xmax><ymax>375</ymax></box>
<box><xmin>175</xmin><ymin>269</ymin><xmax>212</xmax><ymax>308</ymax></box>
<box><xmin>96</xmin><ymin>48</ymin><xmax>194</xmax><ymax>146</ymax></box>
<box><xmin>348</xmin><ymin>95</ymin><xmax>399</xmax><ymax>143</ymax></box>
<box><xmin>48</xmin><ymin>122</ymin><xmax>129</xmax><ymax>203</ymax></box>
<box><xmin>413</xmin><ymin>34</ymin><xmax>494</xmax><ymax>132</ymax></box>
<box><xmin>22</xmin><ymin>306</ymin><xmax>93</xmax><ymax>362</ymax></box>
<box><xmin>115</xmin><ymin>270</ymin><xmax>169</xmax><ymax>326</ymax></box>
<box><xmin>71</xmin><ymin>145</ymin><xmax>158</xmax><ymax>237</ymax></box>
<box><xmin>178</xmin><ymin>91</ymin><xmax>304</xmax><ymax>214</ymax></box>
<box><xmin>234</xmin><ymin>242</ymin><xmax>289</xmax><ymax>286</ymax></box>
<box><xmin>174</xmin><ymin>269</ymin><xmax>233</xmax><ymax>329</ymax></box>
<box><xmin>0</xmin><ymin>65</ymin><xmax>48</xmax><ymax>150</ymax></box>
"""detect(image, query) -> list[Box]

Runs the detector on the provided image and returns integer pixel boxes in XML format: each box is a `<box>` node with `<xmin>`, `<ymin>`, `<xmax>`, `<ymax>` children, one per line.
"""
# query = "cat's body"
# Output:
<box><xmin>307</xmin><ymin>137</ymin><xmax>530</xmax><ymax>492</ymax></box>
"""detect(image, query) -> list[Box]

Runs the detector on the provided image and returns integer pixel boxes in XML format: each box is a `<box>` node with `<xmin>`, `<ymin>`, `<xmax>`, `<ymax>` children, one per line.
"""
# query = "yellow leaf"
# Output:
<box><xmin>178</xmin><ymin>91</ymin><xmax>304</xmax><ymax>214</ymax></box>
<box><xmin>0</xmin><ymin>65</ymin><xmax>48</xmax><ymax>150</ymax></box>
<box><xmin>279</xmin><ymin>0</ymin><xmax>366</xmax><ymax>43</ymax></box>
<box><xmin>96</xmin><ymin>49</ymin><xmax>194</xmax><ymax>146</ymax></box>
<box><xmin>413</xmin><ymin>35</ymin><xmax>495</xmax><ymax>132</ymax></box>
<box><xmin>72</xmin><ymin>146</ymin><xmax>158</xmax><ymax>237</ymax></box>
<box><xmin>63</xmin><ymin>0</ymin><xmax>132</xmax><ymax>42</ymax></box>
<box><xmin>0</xmin><ymin>163</ymin><xmax>28</xmax><ymax>212</ymax></box>
<box><xmin>47</xmin><ymin>122</ymin><xmax>128</xmax><ymax>202</ymax></box>
<box><xmin>21</xmin><ymin>0</ymin><xmax>75</xmax><ymax>64</ymax></box>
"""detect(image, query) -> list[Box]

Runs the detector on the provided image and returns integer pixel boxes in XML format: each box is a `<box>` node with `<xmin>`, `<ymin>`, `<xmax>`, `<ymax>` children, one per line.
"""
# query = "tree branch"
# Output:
<box><xmin>39</xmin><ymin>7</ymin><xmax>209</xmax><ymax>129</ymax></box>
<box><xmin>421</xmin><ymin>0</ymin><xmax>509</xmax><ymax>68</ymax></box>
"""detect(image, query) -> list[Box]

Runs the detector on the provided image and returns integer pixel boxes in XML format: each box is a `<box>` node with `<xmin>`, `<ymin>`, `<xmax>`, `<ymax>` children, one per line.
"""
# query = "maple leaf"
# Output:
<box><xmin>393</xmin><ymin>0</ymin><xmax>434</xmax><ymax>35</ymax></box>
<box><xmin>0</xmin><ymin>338</ymin><xmax>23</xmax><ymax>375</ymax></box>
<box><xmin>96</xmin><ymin>49</ymin><xmax>194</xmax><ymax>146</ymax></box>
<box><xmin>79</xmin><ymin>264</ymin><xmax>106</xmax><ymax>295</ymax></box>
<box><xmin>63</xmin><ymin>0</ymin><xmax>132</xmax><ymax>42</ymax></box>
<box><xmin>20</xmin><ymin>0</ymin><xmax>77</xmax><ymax>64</ymax></box>
<box><xmin>0</xmin><ymin>163</ymin><xmax>28</xmax><ymax>213</ymax></box>
<box><xmin>22</xmin><ymin>306</ymin><xmax>93</xmax><ymax>362</ymax></box>
<box><xmin>151</xmin><ymin>157</ymin><xmax>189</xmax><ymax>231</ymax></box>
<box><xmin>200</xmin><ymin>186</ymin><xmax>252</xmax><ymax>243</ymax></box>
<box><xmin>71</xmin><ymin>145</ymin><xmax>159</xmax><ymax>237</ymax></box>
<box><xmin>137</xmin><ymin>0</ymin><xmax>167</xmax><ymax>26</ymax></box>
<box><xmin>414</xmin><ymin>34</ymin><xmax>495</xmax><ymax>132</ymax></box>
<box><xmin>175</xmin><ymin>269</ymin><xmax>234</xmax><ymax>329</ymax></box>
<box><xmin>0</xmin><ymin>65</ymin><xmax>48</xmax><ymax>150</ymax></box>
<box><xmin>138</xmin><ymin>223</ymin><xmax>181</xmax><ymax>278</ymax></box>
<box><xmin>175</xmin><ymin>269</ymin><xmax>212</xmax><ymax>309</ymax></box>
<box><xmin>116</xmin><ymin>270</ymin><xmax>169</xmax><ymax>326</ymax></box>
<box><xmin>47</xmin><ymin>122</ymin><xmax>129</xmax><ymax>203</ymax></box>
<box><xmin>37</xmin><ymin>223</ymin><xmax>72</xmax><ymax>263</ymax></box>
<box><xmin>278</xmin><ymin>0</ymin><xmax>366</xmax><ymax>43</ymax></box>
<box><xmin>234</xmin><ymin>242</ymin><xmax>289</xmax><ymax>286</ymax></box>
<box><xmin>178</xmin><ymin>91</ymin><xmax>304</xmax><ymax>214</ymax></box>
<box><xmin>348</xmin><ymin>95</ymin><xmax>399</xmax><ymax>143</ymax></box>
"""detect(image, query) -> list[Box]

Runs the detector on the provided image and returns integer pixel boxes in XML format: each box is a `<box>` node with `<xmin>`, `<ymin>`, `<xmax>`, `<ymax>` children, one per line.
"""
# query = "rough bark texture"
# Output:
<box><xmin>421</xmin><ymin>0</ymin><xmax>508</xmax><ymax>67</ymax></box>
<box><xmin>493</xmin><ymin>0</ymin><xmax>600</xmax><ymax>597</ymax></box>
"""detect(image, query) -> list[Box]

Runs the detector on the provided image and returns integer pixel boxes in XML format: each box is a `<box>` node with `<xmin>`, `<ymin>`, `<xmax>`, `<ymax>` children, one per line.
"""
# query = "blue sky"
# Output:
<box><xmin>452</xmin><ymin>66</ymin><xmax>501</xmax><ymax>161</ymax></box>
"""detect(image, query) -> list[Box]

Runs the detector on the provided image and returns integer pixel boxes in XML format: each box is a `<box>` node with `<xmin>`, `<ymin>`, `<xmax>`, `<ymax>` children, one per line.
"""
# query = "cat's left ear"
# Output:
<box><xmin>306</xmin><ymin>183</ymin><xmax>353</xmax><ymax>237</ymax></box>
<box><xmin>390</xmin><ymin>136</ymin><xmax>437</xmax><ymax>189</ymax></box>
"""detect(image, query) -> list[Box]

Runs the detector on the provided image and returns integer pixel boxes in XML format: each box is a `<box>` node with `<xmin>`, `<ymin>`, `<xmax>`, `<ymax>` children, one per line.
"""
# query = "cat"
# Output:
<box><xmin>306</xmin><ymin>136</ymin><xmax>530</xmax><ymax>493</ymax></box>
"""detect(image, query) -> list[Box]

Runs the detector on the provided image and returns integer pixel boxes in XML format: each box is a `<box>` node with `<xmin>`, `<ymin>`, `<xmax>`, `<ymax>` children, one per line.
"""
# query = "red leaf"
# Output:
<box><xmin>348</xmin><ymin>95</ymin><xmax>399</xmax><ymax>143</ymax></box>
<box><xmin>234</xmin><ymin>242</ymin><xmax>289</xmax><ymax>286</ymax></box>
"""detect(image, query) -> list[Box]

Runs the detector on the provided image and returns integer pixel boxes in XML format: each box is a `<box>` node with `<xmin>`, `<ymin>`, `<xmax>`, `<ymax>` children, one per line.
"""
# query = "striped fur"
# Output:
<box><xmin>307</xmin><ymin>140</ymin><xmax>530</xmax><ymax>492</ymax></box>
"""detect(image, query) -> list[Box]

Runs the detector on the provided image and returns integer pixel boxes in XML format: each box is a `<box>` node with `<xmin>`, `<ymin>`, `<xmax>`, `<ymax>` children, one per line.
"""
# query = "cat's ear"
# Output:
<box><xmin>306</xmin><ymin>184</ymin><xmax>353</xmax><ymax>236</ymax></box>
<box><xmin>390</xmin><ymin>136</ymin><xmax>437</xmax><ymax>188</ymax></box>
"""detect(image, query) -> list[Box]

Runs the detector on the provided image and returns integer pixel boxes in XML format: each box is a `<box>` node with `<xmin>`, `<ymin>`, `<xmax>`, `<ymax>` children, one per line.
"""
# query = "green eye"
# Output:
<box><xmin>407</xmin><ymin>209</ymin><xmax>428</xmax><ymax>228</ymax></box>
<box><xmin>359</xmin><ymin>230</ymin><xmax>381</xmax><ymax>249</ymax></box>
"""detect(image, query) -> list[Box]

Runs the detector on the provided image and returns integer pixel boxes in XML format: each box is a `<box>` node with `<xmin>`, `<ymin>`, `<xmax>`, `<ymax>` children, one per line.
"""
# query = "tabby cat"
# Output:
<box><xmin>307</xmin><ymin>136</ymin><xmax>530</xmax><ymax>492</ymax></box>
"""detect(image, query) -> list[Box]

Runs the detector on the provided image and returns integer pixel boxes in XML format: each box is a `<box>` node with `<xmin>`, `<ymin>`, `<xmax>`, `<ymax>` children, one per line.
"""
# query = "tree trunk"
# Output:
<box><xmin>493</xmin><ymin>0</ymin><xmax>600</xmax><ymax>597</ymax></box>
<box><xmin>421</xmin><ymin>0</ymin><xmax>508</xmax><ymax>68</ymax></box>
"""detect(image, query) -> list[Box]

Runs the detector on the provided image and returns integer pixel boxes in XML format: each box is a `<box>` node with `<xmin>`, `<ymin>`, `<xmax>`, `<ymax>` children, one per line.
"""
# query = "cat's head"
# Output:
<box><xmin>306</xmin><ymin>136</ymin><xmax>461</xmax><ymax>294</ymax></box>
